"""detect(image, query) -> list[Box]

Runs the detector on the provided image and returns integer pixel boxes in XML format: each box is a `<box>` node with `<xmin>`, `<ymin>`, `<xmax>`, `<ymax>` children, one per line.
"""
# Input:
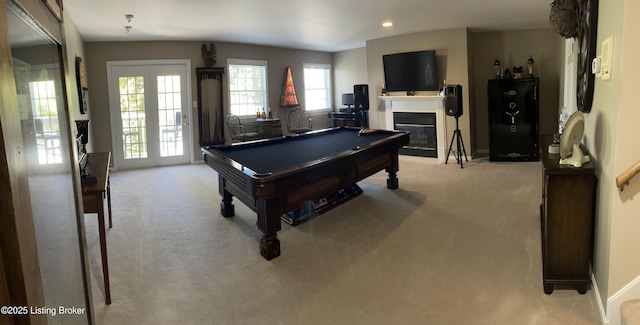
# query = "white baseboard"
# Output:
<box><xmin>592</xmin><ymin>272</ymin><xmax>609</xmax><ymax>324</ymax></box>
<box><xmin>606</xmin><ymin>275</ymin><xmax>640</xmax><ymax>325</ymax></box>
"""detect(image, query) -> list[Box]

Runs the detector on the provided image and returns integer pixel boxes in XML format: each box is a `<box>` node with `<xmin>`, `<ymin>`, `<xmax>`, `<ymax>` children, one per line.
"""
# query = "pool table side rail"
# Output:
<box><xmin>202</xmin><ymin>128</ymin><xmax>408</xmax><ymax>181</ymax></box>
<box><xmin>202</xmin><ymin>129</ymin><xmax>409</xmax><ymax>214</ymax></box>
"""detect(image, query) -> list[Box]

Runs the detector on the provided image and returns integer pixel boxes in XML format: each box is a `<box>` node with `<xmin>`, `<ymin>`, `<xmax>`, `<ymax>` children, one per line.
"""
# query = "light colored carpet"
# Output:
<box><xmin>622</xmin><ymin>299</ymin><xmax>640</xmax><ymax>325</ymax></box>
<box><xmin>84</xmin><ymin>156</ymin><xmax>601</xmax><ymax>324</ymax></box>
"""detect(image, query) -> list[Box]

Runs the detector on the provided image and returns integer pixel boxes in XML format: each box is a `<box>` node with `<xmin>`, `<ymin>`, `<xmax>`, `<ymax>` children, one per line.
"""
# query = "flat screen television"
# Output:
<box><xmin>383</xmin><ymin>50</ymin><xmax>438</xmax><ymax>92</ymax></box>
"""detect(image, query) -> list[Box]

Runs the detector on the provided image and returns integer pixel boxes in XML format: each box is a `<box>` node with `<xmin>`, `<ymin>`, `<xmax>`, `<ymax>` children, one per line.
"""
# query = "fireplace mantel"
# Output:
<box><xmin>379</xmin><ymin>95</ymin><xmax>447</xmax><ymax>163</ymax></box>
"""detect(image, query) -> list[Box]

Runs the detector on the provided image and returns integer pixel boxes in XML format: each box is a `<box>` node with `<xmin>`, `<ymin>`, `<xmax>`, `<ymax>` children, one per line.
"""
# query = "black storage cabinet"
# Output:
<box><xmin>488</xmin><ymin>78</ymin><xmax>539</xmax><ymax>161</ymax></box>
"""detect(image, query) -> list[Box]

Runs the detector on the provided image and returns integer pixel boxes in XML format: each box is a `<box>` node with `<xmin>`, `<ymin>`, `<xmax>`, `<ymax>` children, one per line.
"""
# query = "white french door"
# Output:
<box><xmin>107</xmin><ymin>60</ymin><xmax>191</xmax><ymax>169</ymax></box>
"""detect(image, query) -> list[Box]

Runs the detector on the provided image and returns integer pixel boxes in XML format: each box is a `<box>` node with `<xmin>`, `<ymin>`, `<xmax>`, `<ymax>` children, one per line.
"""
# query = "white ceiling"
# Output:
<box><xmin>63</xmin><ymin>0</ymin><xmax>553</xmax><ymax>52</ymax></box>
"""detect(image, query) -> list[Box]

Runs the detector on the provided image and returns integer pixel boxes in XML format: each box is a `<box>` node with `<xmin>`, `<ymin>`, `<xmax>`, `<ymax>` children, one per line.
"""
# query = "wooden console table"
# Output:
<box><xmin>82</xmin><ymin>152</ymin><xmax>112</xmax><ymax>304</ymax></box>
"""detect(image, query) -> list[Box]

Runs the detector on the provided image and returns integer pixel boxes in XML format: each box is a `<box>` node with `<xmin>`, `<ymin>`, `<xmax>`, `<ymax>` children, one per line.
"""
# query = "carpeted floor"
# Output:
<box><xmin>84</xmin><ymin>156</ymin><xmax>601</xmax><ymax>324</ymax></box>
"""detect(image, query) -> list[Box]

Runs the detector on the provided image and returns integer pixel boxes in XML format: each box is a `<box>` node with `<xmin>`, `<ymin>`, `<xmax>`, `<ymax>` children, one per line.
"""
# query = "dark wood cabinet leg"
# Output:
<box><xmin>577</xmin><ymin>284</ymin><xmax>589</xmax><ymax>294</ymax></box>
<box><xmin>543</xmin><ymin>283</ymin><xmax>554</xmax><ymax>294</ymax></box>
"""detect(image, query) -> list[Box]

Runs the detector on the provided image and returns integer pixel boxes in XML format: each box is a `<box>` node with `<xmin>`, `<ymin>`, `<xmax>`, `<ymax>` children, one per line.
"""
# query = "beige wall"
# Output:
<box><xmin>609</xmin><ymin>0</ymin><xmax>640</xmax><ymax>296</ymax></box>
<box><xmin>365</xmin><ymin>28</ymin><xmax>472</xmax><ymax>154</ymax></box>
<box><xmin>62</xmin><ymin>9</ymin><xmax>92</xmax><ymax>152</ymax></box>
<box><xmin>586</xmin><ymin>0</ymin><xmax>622</xmax><ymax>309</ymax></box>
<box><xmin>333</xmin><ymin>47</ymin><xmax>367</xmax><ymax>108</ymax></box>
<box><xmin>84</xmin><ymin>41</ymin><xmax>332</xmax><ymax>161</ymax></box>
<box><xmin>470</xmin><ymin>29</ymin><xmax>563</xmax><ymax>153</ymax></box>
<box><xmin>587</xmin><ymin>0</ymin><xmax>640</xmax><ymax>316</ymax></box>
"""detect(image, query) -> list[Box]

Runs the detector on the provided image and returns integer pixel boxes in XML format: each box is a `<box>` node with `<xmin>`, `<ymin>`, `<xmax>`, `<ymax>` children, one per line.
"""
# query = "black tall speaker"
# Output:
<box><xmin>353</xmin><ymin>84</ymin><xmax>369</xmax><ymax>110</ymax></box>
<box><xmin>444</xmin><ymin>85</ymin><xmax>463</xmax><ymax>117</ymax></box>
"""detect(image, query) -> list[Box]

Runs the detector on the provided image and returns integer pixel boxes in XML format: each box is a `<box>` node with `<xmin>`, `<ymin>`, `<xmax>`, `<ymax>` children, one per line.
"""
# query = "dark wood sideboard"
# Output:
<box><xmin>540</xmin><ymin>135</ymin><xmax>597</xmax><ymax>294</ymax></box>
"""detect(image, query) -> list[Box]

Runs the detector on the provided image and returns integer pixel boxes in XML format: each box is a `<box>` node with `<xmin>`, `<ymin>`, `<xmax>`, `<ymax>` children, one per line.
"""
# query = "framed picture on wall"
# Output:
<box><xmin>75</xmin><ymin>56</ymin><xmax>89</xmax><ymax>114</ymax></box>
<box><xmin>576</xmin><ymin>0</ymin><xmax>599</xmax><ymax>113</ymax></box>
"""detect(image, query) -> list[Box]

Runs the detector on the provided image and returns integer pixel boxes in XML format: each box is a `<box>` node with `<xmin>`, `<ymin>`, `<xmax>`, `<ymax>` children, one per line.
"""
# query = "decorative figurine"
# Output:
<box><xmin>201</xmin><ymin>43</ymin><xmax>217</xmax><ymax>67</ymax></box>
<box><xmin>513</xmin><ymin>66</ymin><xmax>523</xmax><ymax>79</ymax></box>
<box><xmin>503</xmin><ymin>68</ymin><xmax>512</xmax><ymax>79</ymax></box>
<box><xmin>494</xmin><ymin>58</ymin><xmax>502</xmax><ymax>79</ymax></box>
<box><xmin>527</xmin><ymin>55</ymin><xmax>535</xmax><ymax>77</ymax></box>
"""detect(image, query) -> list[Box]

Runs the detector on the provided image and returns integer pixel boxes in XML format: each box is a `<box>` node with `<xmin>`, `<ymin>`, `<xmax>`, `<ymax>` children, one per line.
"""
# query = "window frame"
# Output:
<box><xmin>227</xmin><ymin>59</ymin><xmax>268</xmax><ymax>117</ymax></box>
<box><xmin>303</xmin><ymin>63</ymin><xmax>332</xmax><ymax>112</ymax></box>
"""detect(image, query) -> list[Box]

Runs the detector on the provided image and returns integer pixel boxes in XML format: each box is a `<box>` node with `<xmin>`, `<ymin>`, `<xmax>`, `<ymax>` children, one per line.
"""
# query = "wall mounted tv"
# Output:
<box><xmin>383</xmin><ymin>50</ymin><xmax>438</xmax><ymax>92</ymax></box>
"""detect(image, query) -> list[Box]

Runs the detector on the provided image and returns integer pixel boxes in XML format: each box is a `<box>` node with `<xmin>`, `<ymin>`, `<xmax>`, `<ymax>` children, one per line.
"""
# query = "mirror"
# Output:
<box><xmin>576</xmin><ymin>0</ymin><xmax>599</xmax><ymax>113</ymax></box>
<box><xmin>6</xmin><ymin>0</ymin><xmax>90</xmax><ymax>323</ymax></box>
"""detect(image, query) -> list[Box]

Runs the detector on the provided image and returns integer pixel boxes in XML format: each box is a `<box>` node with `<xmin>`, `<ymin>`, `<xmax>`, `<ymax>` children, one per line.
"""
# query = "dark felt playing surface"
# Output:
<box><xmin>215</xmin><ymin>128</ymin><xmax>391</xmax><ymax>175</ymax></box>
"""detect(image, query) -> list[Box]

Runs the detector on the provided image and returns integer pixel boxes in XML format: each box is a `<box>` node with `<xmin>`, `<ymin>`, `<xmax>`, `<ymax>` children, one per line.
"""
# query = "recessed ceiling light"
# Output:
<box><xmin>382</xmin><ymin>22</ymin><xmax>393</xmax><ymax>27</ymax></box>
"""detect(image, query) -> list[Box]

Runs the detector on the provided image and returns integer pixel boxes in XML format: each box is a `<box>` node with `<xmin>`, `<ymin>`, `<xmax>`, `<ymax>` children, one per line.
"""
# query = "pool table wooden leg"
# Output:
<box><xmin>219</xmin><ymin>176</ymin><xmax>235</xmax><ymax>217</ymax></box>
<box><xmin>386</xmin><ymin>150</ymin><xmax>400</xmax><ymax>189</ymax></box>
<box><xmin>220</xmin><ymin>191</ymin><xmax>235</xmax><ymax>217</ymax></box>
<box><xmin>386</xmin><ymin>169</ymin><xmax>398</xmax><ymax>189</ymax></box>
<box><xmin>257</xmin><ymin>198</ymin><xmax>282</xmax><ymax>260</ymax></box>
<box><xmin>260</xmin><ymin>234</ymin><xmax>280</xmax><ymax>260</ymax></box>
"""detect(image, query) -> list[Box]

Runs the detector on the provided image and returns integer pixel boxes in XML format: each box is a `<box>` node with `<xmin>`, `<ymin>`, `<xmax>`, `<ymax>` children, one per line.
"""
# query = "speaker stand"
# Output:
<box><xmin>446</xmin><ymin>116</ymin><xmax>468</xmax><ymax>168</ymax></box>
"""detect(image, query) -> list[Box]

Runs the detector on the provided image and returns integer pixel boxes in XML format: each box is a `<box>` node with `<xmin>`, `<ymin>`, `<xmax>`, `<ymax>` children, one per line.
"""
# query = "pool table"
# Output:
<box><xmin>201</xmin><ymin>127</ymin><xmax>410</xmax><ymax>260</ymax></box>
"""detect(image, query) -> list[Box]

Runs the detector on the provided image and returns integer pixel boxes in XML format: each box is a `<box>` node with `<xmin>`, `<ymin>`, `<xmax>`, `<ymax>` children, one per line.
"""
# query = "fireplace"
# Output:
<box><xmin>393</xmin><ymin>112</ymin><xmax>436</xmax><ymax>157</ymax></box>
<box><xmin>380</xmin><ymin>95</ymin><xmax>447</xmax><ymax>163</ymax></box>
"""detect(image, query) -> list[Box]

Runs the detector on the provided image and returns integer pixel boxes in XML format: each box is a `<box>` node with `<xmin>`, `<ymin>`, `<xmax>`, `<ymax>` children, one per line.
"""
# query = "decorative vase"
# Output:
<box><xmin>75</xmin><ymin>119</ymin><xmax>89</xmax><ymax>154</ymax></box>
<box><xmin>75</xmin><ymin>120</ymin><xmax>89</xmax><ymax>144</ymax></box>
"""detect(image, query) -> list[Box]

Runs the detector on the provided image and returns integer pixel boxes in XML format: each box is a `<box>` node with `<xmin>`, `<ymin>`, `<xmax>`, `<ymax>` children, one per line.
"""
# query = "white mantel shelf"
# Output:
<box><xmin>379</xmin><ymin>95</ymin><xmax>444</xmax><ymax>101</ymax></box>
<box><xmin>379</xmin><ymin>95</ymin><xmax>447</xmax><ymax>164</ymax></box>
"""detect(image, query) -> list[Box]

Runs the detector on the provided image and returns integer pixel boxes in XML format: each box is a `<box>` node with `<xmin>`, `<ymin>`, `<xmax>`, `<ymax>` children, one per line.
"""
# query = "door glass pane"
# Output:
<box><xmin>157</xmin><ymin>75</ymin><xmax>183</xmax><ymax>157</ymax></box>
<box><xmin>119</xmin><ymin>76</ymin><xmax>147</xmax><ymax>159</ymax></box>
<box><xmin>29</xmin><ymin>79</ymin><xmax>62</xmax><ymax>164</ymax></box>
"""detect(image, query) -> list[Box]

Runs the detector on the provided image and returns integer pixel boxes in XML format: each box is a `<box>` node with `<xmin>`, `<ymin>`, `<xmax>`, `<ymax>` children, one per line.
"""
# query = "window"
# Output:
<box><xmin>118</xmin><ymin>76</ymin><xmax>147</xmax><ymax>159</ymax></box>
<box><xmin>228</xmin><ymin>59</ymin><xmax>267</xmax><ymax>116</ymax></box>
<box><xmin>303</xmin><ymin>63</ymin><xmax>331</xmax><ymax>111</ymax></box>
